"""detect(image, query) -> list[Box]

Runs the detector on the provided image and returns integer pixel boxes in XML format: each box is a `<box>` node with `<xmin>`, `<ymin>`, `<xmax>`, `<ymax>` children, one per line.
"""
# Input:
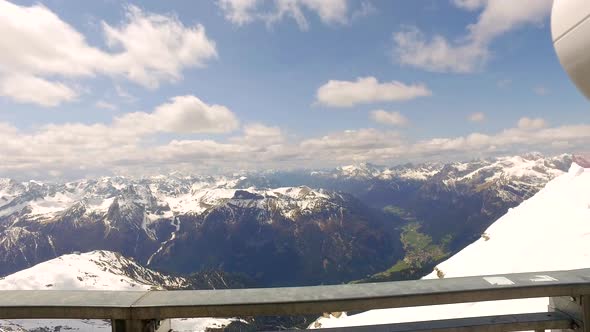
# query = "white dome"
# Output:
<box><xmin>552</xmin><ymin>0</ymin><xmax>590</xmax><ymax>99</ymax></box>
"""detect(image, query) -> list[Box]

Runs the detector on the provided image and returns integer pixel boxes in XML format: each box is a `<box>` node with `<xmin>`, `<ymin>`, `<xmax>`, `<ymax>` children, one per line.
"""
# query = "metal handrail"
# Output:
<box><xmin>1</xmin><ymin>268</ymin><xmax>590</xmax><ymax>331</ymax></box>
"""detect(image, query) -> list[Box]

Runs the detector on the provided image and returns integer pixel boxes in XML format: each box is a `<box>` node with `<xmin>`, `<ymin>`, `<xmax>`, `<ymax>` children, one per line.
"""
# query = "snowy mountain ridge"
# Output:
<box><xmin>0</xmin><ymin>250</ymin><xmax>188</xmax><ymax>291</ymax></box>
<box><xmin>315</xmin><ymin>153</ymin><xmax>570</xmax><ymax>183</ymax></box>
<box><xmin>314</xmin><ymin>161</ymin><xmax>590</xmax><ymax>329</ymax></box>
<box><xmin>0</xmin><ymin>175</ymin><xmax>335</xmax><ymax>224</ymax></box>
<box><xmin>0</xmin><ymin>154</ymin><xmax>571</xmax><ymax>227</ymax></box>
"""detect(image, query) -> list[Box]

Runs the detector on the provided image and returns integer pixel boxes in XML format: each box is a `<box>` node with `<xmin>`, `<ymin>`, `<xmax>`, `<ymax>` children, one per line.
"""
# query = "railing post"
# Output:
<box><xmin>111</xmin><ymin>319</ymin><xmax>157</xmax><ymax>332</ymax></box>
<box><xmin>582</xmin><ymin>295</ymin><xmax>590</xmax><ymax>332</ymax></box>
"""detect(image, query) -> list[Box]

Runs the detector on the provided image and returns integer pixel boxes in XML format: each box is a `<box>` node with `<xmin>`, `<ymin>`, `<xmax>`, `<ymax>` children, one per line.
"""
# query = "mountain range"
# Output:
<box><xmin>0</xmin><ymin>153</ymin><xmax>572</xmax><ymax>286</ymax></box>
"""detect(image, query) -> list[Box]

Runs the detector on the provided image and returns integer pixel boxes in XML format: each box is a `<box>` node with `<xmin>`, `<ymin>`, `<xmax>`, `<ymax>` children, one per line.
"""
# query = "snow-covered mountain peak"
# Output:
<box><xmin>315</xmin><ymin>162</ymin><xmax>590</xmax><ymax>329</ymax></box>
<box><xmin>0</xmin><ymin>250</ymin><xmax>188</xmax><ymax>291</ymax></box>
<box><xmin>337</xmin><ymin>163</ymin><xmax>382</xmax><ymax>179</ymax></box>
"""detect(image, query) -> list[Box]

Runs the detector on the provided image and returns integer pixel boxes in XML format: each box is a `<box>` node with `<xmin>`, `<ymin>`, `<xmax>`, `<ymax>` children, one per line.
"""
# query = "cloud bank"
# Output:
<box><xmin>0</xmin><ymin>106</ymin><xmax>586</xmax><ymax>179</ymax></box>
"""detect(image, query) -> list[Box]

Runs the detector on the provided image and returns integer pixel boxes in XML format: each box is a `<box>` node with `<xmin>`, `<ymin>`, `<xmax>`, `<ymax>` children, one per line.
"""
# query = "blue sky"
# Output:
<box><xmin>0</xmin><ymin>0</ymin><xmax>589</xmax><ymax>178</ymax></box>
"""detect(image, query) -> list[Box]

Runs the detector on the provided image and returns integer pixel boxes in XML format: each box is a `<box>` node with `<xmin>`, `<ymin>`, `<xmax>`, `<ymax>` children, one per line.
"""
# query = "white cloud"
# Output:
<box><xmin>114</xmin><ymin>95</ymin><xmax>239</xmax><ymax>135</ymax></box>
<box><xmin>452</xmin><ymin>0</ymin><xmax>486</xmax><ymax>10</ymax></box>
<box><xmin>231</xmin><ymin>123</ymin><xmax>285</xmax><ymax>145</ymax></box>
<box><xmin>316</xmin><ymin>76</ymin><xmax>432</xmax><ymax>108</ymax></box>
<box><xmin>115</xmin><ymin>85</ymin><xmax>137</xmax><ymax>103</ymax></box>
<box><xmin>533</xmin><ymin>86</ymin><xmax>550</xmax><ymax>96</ymax></box>
<box><xmin>0</xmin><ymin>2</ymin><xmax>217</xmax><ymax>106</ymax></box>
<box><xmin>0</xmin><ymin>74</ymin><xmax>77</xmax><ymax>107</ymax></box>
<box><xmin>351</xmin><ymin>2</ymin><xmax>377</xmax><ymax>21</ymax></box>
<box><xmin>95</xmin><ymin>101</ymin><xmax>118</xmax><ymax>111</ymax></box>
<box><xmin>300</xmin><ymin>129</ymin><xmax>403</xmax><ymax>154</ymax></box>
<box><xmin>217</xmin><ymin>0</ymin><xmax>260</xmax><ymax>26</ymax></box>
<box><xmin>370</xmin><ymin>110</ymin><xmax>409</xmax><ymax>127</ymax></box>
<box><xmin>468</xmin><ymin>112</ymin><xmax>486</xmax><ymax>122</ymax></box>
<box><xmin>393</xmin><ymin>0</ymin><xmax>553</xmax><ymax>73</ymax></box>
<box><xmin>465</xmin><ymin>0</ymin><xmax>552</xmax><ymax>44</ymax></box>
<box><xmin>517</xmin><ymin>117</ymin><xmax>547</xmax><ymax>130</ymax></box>
<box><xmin>393</xmin><ymin>27</ymin><xmax>489</xmax><ymax>73</ymax></box>
<box><xmin>101</xmin><ymin>6</ymin><xmax>217</xmax><ymax>88</ymax></box>
<box><xmin>217</xmin><ymin>0</ymin><xmax>355</xmax><ymax>30</ymax></box>
<box><xmin>497</xmin><ymin>79</ymin><xmax>512</xmax><ymax>88</ymax></box>
<box><xmin>297</xmin><ymin>0</ymin><xmax>349</xmax><ymax>25</ymax></box>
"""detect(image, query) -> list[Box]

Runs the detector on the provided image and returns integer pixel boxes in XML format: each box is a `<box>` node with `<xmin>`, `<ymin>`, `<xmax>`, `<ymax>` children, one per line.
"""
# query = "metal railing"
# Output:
<box><xmin>1</xmin><ymin>269</ymin><xmax>590</xmax><ymax>332</ymax></box>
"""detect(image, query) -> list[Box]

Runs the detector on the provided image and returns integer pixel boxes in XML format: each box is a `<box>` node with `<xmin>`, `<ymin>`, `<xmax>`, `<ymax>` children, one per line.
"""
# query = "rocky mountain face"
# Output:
<box><xmin>0</xmin><ymin>153</ymin><xmax>571</xmax><ymax>286</ymax></box>
<box><xmin>147</xmin><ymin>187</ymin><xmax>399</xmax><ymax>285</ymax></box>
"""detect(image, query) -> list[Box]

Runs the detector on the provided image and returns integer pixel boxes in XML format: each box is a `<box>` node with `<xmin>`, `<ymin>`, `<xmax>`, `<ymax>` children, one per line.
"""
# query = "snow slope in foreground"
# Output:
<box><xmin>315</xmin><ymin>162</ymin><xmax>590</xmax><ymax>329</ymax></box>
<box><xmin>0</xmin><ymin>251</ymin><xmax>236</xmax><ymax>332</ymax></box>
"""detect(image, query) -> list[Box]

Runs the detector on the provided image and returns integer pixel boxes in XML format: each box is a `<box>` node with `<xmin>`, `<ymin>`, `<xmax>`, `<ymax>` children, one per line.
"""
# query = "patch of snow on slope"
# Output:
<box><xmin>395</xmin><ymin>166</ymin><xmax>442</xmax><ymax>181</ymax></box>
<box><xmin>315</xmin><ymin>162</ymin><xmax>590</xmax><ymax>329</ymax></box>
<box><xmin>271</xmin><ymin>186</ymin><xmax>330</xmax><ymax>200</ymax></box>
<box><xmin>28</xmin><ymin>191</ymin><xmax>81</xmax><ymax>216</ymax></box>
<box><xmin>158</xmin><ymin>188</ymin><xmax>237</xmax><ymax>215</ymax></box>
<box><xmin>86</xmin><ymin>196</ymin><xmax>116</xmax><ymax>213</ymax></box>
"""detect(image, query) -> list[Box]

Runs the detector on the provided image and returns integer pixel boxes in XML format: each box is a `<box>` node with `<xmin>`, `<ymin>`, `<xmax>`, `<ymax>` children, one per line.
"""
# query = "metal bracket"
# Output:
<box><xmin>550</xmin><ymin>295</ymin><xmax>590</xmax><ymax>331</ymax></box>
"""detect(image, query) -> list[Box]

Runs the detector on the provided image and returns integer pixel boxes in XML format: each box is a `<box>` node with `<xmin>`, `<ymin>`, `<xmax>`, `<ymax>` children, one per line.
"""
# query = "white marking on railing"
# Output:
<box><xmin>531</xmin><ymin>275</ymin><xmax>558</xmax><ymax>282</ymax></box>
<box><xmin>483</xmin><ymin>277</ymin><xmax>515</xmax><ymax>286</ymax></box>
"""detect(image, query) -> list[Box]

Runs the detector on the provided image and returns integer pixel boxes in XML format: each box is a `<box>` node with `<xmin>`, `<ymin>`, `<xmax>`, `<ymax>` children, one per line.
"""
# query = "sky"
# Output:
<box><xmin>0</xmin><ymin>0</ymin><xmax>589</xmax><ymax>179</ymax></box>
